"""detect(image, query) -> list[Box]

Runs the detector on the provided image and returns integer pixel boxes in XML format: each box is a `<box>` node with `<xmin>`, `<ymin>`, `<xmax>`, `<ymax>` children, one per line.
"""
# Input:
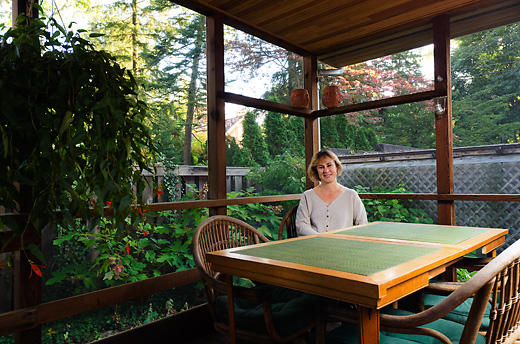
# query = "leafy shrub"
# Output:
<box><xmin>354</xmin><ymin>185</ymin><xmax>434</xmax><ymax>224</ymax></box>
<box><xmin>227</xmin><ymin>187</ymin><xmax>283</xmax><ymax>240</ymax></box>
<box><xmin>247</xmin><ymin>152</ymin><xmax>306</xmax><ymax>195</ymax></box>
<box><xmin>44</xmin><ymin>184</ymin><xmax>283</xmax><ymax>296</ymax></box>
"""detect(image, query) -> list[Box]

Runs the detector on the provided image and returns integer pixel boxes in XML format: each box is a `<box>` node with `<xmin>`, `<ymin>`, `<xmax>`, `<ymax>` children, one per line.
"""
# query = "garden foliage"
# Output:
<box><xmin>0</xmin><ymin>11</ymin><xmax>159</xmax><ymax>261</ymax></box>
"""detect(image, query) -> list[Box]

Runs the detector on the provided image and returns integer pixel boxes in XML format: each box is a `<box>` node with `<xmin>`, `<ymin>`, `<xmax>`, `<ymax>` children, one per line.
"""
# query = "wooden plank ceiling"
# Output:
<box><xmin>172</xmin><ymin>0</ymin><xmax>519</xmax><ymax>67</ymax></box>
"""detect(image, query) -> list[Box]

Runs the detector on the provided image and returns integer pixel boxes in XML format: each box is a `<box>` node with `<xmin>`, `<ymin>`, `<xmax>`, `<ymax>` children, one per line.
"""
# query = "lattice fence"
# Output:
<box><xmin>338</xmin><ymin>153</ymin><xmax>520</xmax><ymax>251</ymax></box>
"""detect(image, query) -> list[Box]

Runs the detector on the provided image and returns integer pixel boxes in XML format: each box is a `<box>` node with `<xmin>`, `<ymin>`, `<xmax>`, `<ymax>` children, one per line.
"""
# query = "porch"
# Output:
<box><xmin>1</xmin><ymin>0</ymin><xmax>520</xmax><ymax>343</ymax></box>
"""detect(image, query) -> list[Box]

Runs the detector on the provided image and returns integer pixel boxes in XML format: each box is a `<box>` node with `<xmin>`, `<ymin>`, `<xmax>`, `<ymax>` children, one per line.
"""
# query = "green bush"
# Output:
<box><xmin>44</xmin><ymin>184</ymin><xmax>282</xmax><ymax>297</ymax></box>
<box><xmin>354</xmin><ymin>185</ymin><xmax>434</xmax><ymax>224</ymax></box>
<box><xmin>45</xmin><ymin>188</ymin><xmax>208</xmax><ymax>295</ymax></box>
<box><xmin>227</xmin><ymin>187</ymin><xmax>283</xmax><ymax>240</ymax></box>
<box><xmin>247</xmin><ymin>152</ymin><xmax>306</xmax><ymax>196</ymax></box>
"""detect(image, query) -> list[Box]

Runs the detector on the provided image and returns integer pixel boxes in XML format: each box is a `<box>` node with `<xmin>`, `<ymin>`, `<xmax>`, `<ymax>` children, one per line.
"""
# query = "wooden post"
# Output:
<box><xmin>13</xmin><ymin>187</ymin><xmax>42</xmax><ymax>344</ymax></box>
<box><xmin>12</xmin><ymin>0</ymin><xmax>38</xmax><ymax>25</ymax></box>
<box><xmin>303</xmin><ymin>56</ymin><xmax>319</xmax><ymax>190</ymax></box>
<box><xmin>206</xmin><ymin>14</ymin><xmax>227</xmax><ymax>216</ymax></box>
<box><xmin>11</xmin><ymin>3</ymin><xmax>42</xmax><ymax>342</ymax></box>
<box><xmin>433</xmin><ymin>15</ymin><xmax>455</xmax><ymax>225</ymax></box>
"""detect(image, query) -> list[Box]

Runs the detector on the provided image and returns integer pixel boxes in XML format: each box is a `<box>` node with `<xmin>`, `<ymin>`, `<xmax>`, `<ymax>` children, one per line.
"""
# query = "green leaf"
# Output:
<box><xmin>28</xmin><ymin>243</ymin><xmax>47</xmax><ymax>265</ymax></box>
<box><xmin>103</xmin><ymin>271</ymin><xmax>115</xmax><ymax>280</ymax></box>
<box><xmin>45</xmin><ymin>271</ymin><xmax>69</xmax><ymax>286</ymax></box>
<box><xmin>59</xmin><ymin>110</ymin><xmax>74</xmax><ymax>135</ymax></box>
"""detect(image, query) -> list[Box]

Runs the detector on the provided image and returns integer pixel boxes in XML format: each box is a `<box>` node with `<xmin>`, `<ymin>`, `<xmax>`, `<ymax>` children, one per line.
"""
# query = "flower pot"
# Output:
<box><xmin>290</xmin><ymin>88</ymin><xmax>310</xmax><ymax>108</ymax></box>
<box><xmin>322</xmin><ymin>85</ymin><xmax>342</xmax><ymax>108</ymax></box>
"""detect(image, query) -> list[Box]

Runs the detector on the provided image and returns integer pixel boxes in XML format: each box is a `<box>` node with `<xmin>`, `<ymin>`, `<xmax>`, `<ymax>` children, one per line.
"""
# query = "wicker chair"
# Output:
<box><xmin>193</xmin><ymin>215</ymin><xmax>319</xmax><ymax>343</ymax></box>
<box><xmin>277</xmin><ymin>205</ymin><xmax>298</xmax><ymax>240</ymax></box>
<box><xmin>316</xmin><ymin>239</ymin><xmax>520</xmax><ymax>344</ymax></box>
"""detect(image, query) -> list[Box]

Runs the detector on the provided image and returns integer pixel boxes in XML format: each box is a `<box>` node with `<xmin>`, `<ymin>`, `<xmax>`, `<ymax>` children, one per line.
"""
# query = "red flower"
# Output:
<box><xmin>0</xmin><ymin>263</ymin><xmax>4</xmax><ymax>268</ymax></box>
<box><xmin>106</xmin><ymin>201</ymin><xmax>112</xmax><ymax>207</ymax></box>
<box><xmin>29</xmin><ymin>261</ymin><xmax>46</xmax><ymax>278</ymax></box>
<box><xmin>156</xmin><ymin>189</ymin><xmax>163</xmax><ymax>196</ymax></box>
<box><xmin>142</xmin><ymin>229</ymin><xmax>149</xmax><ymax>236</ymax></box>
<box><xmin>137</xmin><ymin>208</ymin><xmax>147</xmax><ymax>216</ymax></box>
<box><xmin>124</xmin><ymin>243</ymin><xmax>130</xmax><ymax>254</ymax></box>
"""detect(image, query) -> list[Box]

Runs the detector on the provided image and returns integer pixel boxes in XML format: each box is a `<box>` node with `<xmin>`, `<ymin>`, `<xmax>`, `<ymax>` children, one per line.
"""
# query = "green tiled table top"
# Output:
<box><xmin>235</xmin><ymin>237</ymin><xmax>440</xmax><ymax>276</ymax></box>
<box><xmin>335</xmin><ymin>222</ymin><xmax>489</xmax><ymax>245</ymax></box>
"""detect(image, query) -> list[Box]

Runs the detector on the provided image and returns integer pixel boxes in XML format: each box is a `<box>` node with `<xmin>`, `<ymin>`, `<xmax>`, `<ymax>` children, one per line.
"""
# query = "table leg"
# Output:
<box><xmin>226</xmin><ymin>274</ymin><xmax>236</xmax><ymax>344</ymax></box>
<box><xmin>358</xmin><ymin>306</ymin><xmax>380</xmax><ymax>344</ymax></box>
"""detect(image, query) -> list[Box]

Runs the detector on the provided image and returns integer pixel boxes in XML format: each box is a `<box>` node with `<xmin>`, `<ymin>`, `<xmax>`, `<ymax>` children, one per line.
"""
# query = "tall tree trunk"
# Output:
<box><xmin>288</xmin><ymin>52</ymin><xmax>297</xmax><ymax>93</ymax></box>
<box><xmin>131</xmin><ymin>0</ymin><xmax>138</xmax><ymax>73</ymax></box>
<box><xmin>183</xmin><ymin>18</ymin><xmax>204</xmax><ymax>165</ymax></box>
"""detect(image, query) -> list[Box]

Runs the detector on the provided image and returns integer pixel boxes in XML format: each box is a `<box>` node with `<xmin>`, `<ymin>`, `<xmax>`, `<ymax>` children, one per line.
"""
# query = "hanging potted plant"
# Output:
<box><xmin>0</xmin><ymin>9</ymin><xmax>159</xmax><ymax>260</ymax></box>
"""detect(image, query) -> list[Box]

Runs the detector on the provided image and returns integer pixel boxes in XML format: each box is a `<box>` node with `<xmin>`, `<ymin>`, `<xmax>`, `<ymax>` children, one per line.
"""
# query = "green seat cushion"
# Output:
<box><xmin>321</xmin><ymin>322</ymin><xmax>418</xmax><ymax>344</ymax></box>
<box><xmin>215</xmin><ymin>285</ymin><xmax>320</xmax><ymax>337</ymax></box>
<box><xmin>381</xmin><ymin>308</ymin><xmax>486</xmax><ymax>344</ymax></box>
<box><xmin>316</xmin><ymin>308</ymin><xmax>486</xmax><ymax>344</ymax></box>
<box><xmin>423</xmin><ymin>294</ymin><xmax>491</xmax><ymax>330</ymax></box>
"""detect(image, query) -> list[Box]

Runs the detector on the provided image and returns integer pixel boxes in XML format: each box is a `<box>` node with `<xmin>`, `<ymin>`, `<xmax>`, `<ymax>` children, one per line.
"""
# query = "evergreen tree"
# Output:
<box><xmin>144</xmin><ymin>2</ymin><xmax>207</xmax><ymax>164</ymax></box>
<box><xmin>374</xmin><ymin>102</ymin><xmax>436</xmax><ymax>149</ymax></box>
<box><xmin>241</xmin><ymin>111</ymin><xmax>270</xmax><ymax>166</ymax></box>
<box><xmin>320</xmin><ymin>116</ymin><xmax>343</xmax><ymax>149</ymax></box>
<box><xmin>263</xmin><ymin>109</ymin><xmax>289</xmax><ymax>156</ymax></box>
<box><xmin>451</xmin><ymin>23</ymin><xmax>520</xmax><ymax>146</ymax></box>
<box><xmin>226</xmin><ymin>136</ymin><xmax>255</xmax><ymax>167</ymax></box>
<box><xmin>321</xmin><ymin>115</ymin><xmax>378</xmax><ymax>152</ymax></box>
<box><xmin>286</xmin><ymin>116</ymin><xmax>305</xmax><ymax>157</ymax></box>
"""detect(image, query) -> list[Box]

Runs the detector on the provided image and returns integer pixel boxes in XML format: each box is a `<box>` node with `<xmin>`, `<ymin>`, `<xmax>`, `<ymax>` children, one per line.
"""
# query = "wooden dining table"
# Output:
<box><xmin>206</xmin><ymin>221</ymin><xmax>508</xmax><ymax>344</ymax></box>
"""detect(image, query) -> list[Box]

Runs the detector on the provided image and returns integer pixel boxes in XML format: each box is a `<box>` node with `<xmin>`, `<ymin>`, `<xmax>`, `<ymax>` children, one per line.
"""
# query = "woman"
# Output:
<box><xmin>296</xmin><ymin>149</ymin><xmax>368</xmax><ymax>236</ymax></box>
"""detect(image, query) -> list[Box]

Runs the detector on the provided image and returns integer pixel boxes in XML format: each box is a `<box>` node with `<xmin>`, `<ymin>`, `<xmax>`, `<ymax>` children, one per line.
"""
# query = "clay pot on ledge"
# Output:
<box><xmin>290</xmin><ymin>89</ymin><xmax>310</xmax><ymax>108</ymax></box>
<box><xmin>322</xmin><ymin>85</ymin><xmax>343</xmax><ymax>108</ymax></box>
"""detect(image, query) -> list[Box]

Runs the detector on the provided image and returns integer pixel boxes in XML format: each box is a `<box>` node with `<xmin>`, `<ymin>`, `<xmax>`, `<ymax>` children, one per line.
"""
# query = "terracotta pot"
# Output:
<box><xmin>290</xmin><ymin>89</ymin><xmax>310</xmax><ymax>108</ymax></box>
<box><xmin>322</xmin><ymin>85</ymin><xmax>342</xmax><ymax>108</ymax></box>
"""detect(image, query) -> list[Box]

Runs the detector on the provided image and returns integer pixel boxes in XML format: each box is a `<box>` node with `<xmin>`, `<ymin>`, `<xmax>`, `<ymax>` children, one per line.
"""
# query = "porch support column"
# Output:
<box><xmin>303</xmin><ymin>55</ymin><xmax>319</xmax><ymax>190</ymax></box>
<box><xmin>12</xmin><ymin>0</ymin><xmax>38</xmax><ymax>25</ymax></box>
<box><xmin>12</xmin><ymin>2</ymin><xmax>42</xmax><ymax>344</ymax></box>
<box><xmin>433</xmin><ymin>15</ymin><xmax>455</xmax><ymax>225</ymax></box>
<box><xmin>206</xmin><ymin>14</ymin><xmax>227</xmax><ymax>215</ymax></box>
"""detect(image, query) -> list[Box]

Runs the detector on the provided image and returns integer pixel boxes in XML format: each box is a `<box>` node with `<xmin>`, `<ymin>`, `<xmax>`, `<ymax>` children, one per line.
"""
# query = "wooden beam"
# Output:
<box><xmin>0</xmin><ymin>268</ymin><xmax>201</xmax><ymax>336</ymax></box>
<box><xmin>206</xmin><ymin>14</ymin><xmax>227</xmax><ymax>216</ymax></box>
<box><xmin>433</xmin><ymin>15</ymin><xmax>455</xmax><ymax>225</ymax></box>
<box><xmin>222</xmin><ymin>92</ymin><xmax>313</xmax><ymax>117</ymax></box>
<box><xmin>313</xmin><ymin>90</ymin><xmax>445</xmax><ymax>118</ymax></box>
<box><xmin>170</xmin><ymin>0</ymin><xmax>311</xmax><ymax>58</ymax></box>
<box><xmin>303</xmin><ymin>56</ymin><xmax>319</xmax><ymax>190</ymax></box>
<box><xmin>224</xmin><ymin>89</ymin><xmax>446</xmax><ymax>119</ymax></box>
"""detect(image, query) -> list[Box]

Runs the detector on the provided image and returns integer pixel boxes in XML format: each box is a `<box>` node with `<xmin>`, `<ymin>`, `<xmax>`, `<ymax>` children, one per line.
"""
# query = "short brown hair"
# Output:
<box><xmin>307</xmin><ymin>149</ymin><xmax>343</xmax><ymax>183</ymax></box>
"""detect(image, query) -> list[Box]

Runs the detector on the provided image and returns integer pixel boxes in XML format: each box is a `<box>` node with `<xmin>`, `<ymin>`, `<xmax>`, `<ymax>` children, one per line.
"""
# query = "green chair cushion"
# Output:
<box><xmin>320</xmin><ymin>322</ymin><xmax>418</xmax><ymax>344</ymax></box>
<box><xmin>316</xmin><ymin>308</ymin><xmax>486</xmax><ymax>344</ymax></box>
<box><xmin>423</xmin><ymin>294</ymin><xmax>491</xmax><ymax>330</ymax></box>
<box><xmin>381</xmin><ymin>308</ymin><xmax>486</xmax><ymax>344</ymax></box>
<box><xmin>215</xmin><ymin>285</ymin><xmax>320</xmax><ymax>337</ymax></box>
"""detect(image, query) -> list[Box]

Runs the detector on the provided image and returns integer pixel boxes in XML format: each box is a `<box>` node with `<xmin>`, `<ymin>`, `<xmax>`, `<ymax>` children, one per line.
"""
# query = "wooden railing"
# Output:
<box><xmin>1</xmin><ymin>192</ymin><xmax>520</xmax><ymax>342</ymax></box>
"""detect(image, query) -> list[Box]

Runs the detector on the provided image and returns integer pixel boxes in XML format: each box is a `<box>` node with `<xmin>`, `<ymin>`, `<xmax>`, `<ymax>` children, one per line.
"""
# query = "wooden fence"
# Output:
<box><xmin>142</xmin><ymin>165</ymin><xmax>254</xmax><ymax>203</ymax></box>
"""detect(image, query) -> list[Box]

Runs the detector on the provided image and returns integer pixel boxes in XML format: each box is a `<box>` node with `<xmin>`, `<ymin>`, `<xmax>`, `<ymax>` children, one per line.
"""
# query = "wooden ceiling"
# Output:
<box><xmin>171</xmin><ymin>0</ymin><xmax>519</xmax><ymax>68</ymax></box>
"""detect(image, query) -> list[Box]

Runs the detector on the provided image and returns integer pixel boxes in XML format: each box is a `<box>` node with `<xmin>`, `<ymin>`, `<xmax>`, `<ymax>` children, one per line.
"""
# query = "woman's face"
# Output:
<box><xmin>316</xmin><ymin>156</ymin><xmax>337</xmax><ymax>183</ymax></box>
